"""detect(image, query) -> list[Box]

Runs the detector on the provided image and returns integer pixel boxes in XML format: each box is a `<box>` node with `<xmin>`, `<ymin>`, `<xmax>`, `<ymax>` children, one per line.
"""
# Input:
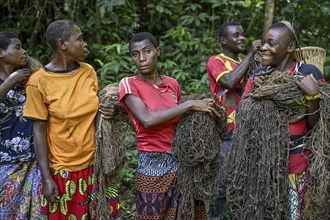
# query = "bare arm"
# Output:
<box><xmin>0</xmin><ymin>69</ymin><xmax>31</xmax><ymax>100</ymax></box>
<box><xmin>295</xmin><ymin>74</ymin><xmax>320</xmax><ymax>128</ymax></box>
<box><xmin>123</xmin><ymin>94</ymin><xmax>219</xmax><ymax>128</ymax></box>
<box><xmin>33</xmin><ymin>120</ymin><xmax>59</xmax><ymax>202</ymax></box>
<box><xmin>305</xmin><ymin>99</ymin><xmax>320</xmax><ymax>128</ymax></box>
<box><xmin>219</xmin><ymin>40</ymin><xmax>261</xmax><ymax>89</ymax></box>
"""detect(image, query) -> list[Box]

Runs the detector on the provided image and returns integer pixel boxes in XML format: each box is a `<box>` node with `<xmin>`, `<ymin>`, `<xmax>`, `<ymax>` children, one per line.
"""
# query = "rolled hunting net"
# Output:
<box><xmin>174</xmin><ymin>93</ymin><xmax>227</xmax><ymax>219</ymax></box>
<box><xmin>94</xmin><ymin>83</ymin><xmax>135</xmax><ymax>219</ymax></box>
<box><xmin>227</xmin><ymin>71</ymin><xmax>305</xmax><ymax>219</ymax></box>
<box><xmin>227</xmin><ymin>70</ymin><xmax>330</xmax><ymax>219</ymax></box>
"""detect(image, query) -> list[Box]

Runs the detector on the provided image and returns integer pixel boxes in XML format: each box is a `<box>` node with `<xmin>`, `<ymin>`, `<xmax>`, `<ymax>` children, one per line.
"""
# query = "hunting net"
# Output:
<box><xmin>173</xmin><ymin>93</ymin><xmax>227</xmax><ymax>219</ymax></box>
<box><xmin>94</xmin><ymin>83</ymin><xmax>135</xmax><ymax>219</ymax></box>
<box><xmin>304</xmin><ymin>84</ymin><xmax>330</xmax><ymax>219</ymax></box>
<box><xmin>227</xmin><ymin>71</ymin><xmax>307</xmax><ymax>219</ymax></box>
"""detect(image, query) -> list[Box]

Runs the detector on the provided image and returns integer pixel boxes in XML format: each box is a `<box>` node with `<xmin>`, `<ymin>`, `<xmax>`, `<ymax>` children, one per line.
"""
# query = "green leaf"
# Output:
<box><xmin>156</xmin><ymin>4</ymin><xmax>164</xmax><ymax>13</ymax></box>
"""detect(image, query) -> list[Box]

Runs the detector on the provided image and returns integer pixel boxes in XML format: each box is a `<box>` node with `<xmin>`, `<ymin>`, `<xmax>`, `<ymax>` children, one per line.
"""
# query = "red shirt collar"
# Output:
<box><xmin>288</xmin><ymin>59</ymin><xmax>299</xmax><ymax>76</ymax></box>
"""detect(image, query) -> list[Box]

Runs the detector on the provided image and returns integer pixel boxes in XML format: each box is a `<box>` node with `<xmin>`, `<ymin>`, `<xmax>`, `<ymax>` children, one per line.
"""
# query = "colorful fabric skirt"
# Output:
<box><xmin>135</xmin><ymin>151</ymin><xmax>207</xmax><ymax>220</ymax></box>
<box><xmin>40</xmin><ymin>166</ymin><xmax>120</xmax><ymax>220</ymax></box>
<box><xmin>0</xmin><ymin>160</ymin><xmax>42</xmax><ymax>219</ymax></box>
<box><xmin>288</xmin><ymin>172</ymin><xmax>308</xmax><ymax>220</ymax></box>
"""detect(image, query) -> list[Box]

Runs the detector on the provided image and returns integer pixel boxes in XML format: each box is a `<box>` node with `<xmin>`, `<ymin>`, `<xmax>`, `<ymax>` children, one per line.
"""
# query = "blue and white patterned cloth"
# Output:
<box><xmin>137</xmin><ymin>151</ymin><xmax>179</xmax><ymax>176</ymax></box>
<box><xmin>0</xmin><ymin>80</ymin><xmax>35</xmax><ymax>164</ymax></box>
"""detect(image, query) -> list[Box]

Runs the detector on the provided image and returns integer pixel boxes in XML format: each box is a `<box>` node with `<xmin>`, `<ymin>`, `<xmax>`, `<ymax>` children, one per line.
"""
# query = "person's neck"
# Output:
<box><xmin>139</xmin><ymin>73</ymin><xmax>160</xmax><ymax>83</ymax></box>
<box><xmin>45</xmin><ymin>56</ymin><xmax>77</xmax><ymax>72</ymax></box>
<box><xmin>274</xmin><ymin>56</ymin><xmax>295</xmax><ymax>73</ymax></box>
<box><xmin>222</xmin><ymin>49</ymin><xmax>239</xmax><ymax>61</ymax></box>
<box><xmin>0</xmin><ymin>64</ymin><xmax>18</xmax><ymax>80</ymax></box>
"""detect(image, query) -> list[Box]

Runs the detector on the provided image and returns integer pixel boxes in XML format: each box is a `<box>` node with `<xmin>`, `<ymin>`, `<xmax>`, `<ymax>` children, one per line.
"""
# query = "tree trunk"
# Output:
<box><xmin>263</xmin><ymin>0</ymin><xmax>275</xmax><ymax>32</ymax></box>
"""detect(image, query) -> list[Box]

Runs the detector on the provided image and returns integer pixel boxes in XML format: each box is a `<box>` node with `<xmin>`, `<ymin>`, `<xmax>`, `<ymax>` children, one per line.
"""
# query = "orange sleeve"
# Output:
<box><xmin>23</xmin><ymin>73</ymin><xmax>48</xmax><ymax>120</ymax></box>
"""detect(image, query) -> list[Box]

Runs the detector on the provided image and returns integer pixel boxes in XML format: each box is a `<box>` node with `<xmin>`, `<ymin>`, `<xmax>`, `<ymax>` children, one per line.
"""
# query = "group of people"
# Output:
<box><xmin>0</xmin><ymin>18</ymin><xmax>325</xmax><ymax>220</ymax></box>
<box><xmin>207</xmin><ymin>21</ymin><xmax>325</xmax><ymax>220</ymax></box>
<box><xmin>1</xmin><ymin>20</ymin><xmax>120</xmax><ymax>219</ymax></box>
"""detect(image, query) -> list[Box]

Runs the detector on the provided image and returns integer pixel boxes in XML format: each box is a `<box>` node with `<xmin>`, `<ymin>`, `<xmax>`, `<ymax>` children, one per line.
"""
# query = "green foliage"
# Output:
<box><xmin>3</xmin><ymin>0</ymin><xmax>328</xmax><ymax>89</ymax></box>
<box><xmin>117</xmin><ymin>144</ymin><xmax>138</xmax><ymax>219</ymax></box>
<box><xmin>95</xmin><ymin>43</ymin><xmax>135</xmax><ymax>88</ymax></box>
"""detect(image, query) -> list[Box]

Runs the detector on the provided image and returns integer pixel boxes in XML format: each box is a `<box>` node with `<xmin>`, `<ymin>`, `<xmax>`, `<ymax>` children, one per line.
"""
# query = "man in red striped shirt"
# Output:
<box><xmin>207</xmin><ymin>21</ymin><xmax>261</xmax><ymax>219</ymax></box>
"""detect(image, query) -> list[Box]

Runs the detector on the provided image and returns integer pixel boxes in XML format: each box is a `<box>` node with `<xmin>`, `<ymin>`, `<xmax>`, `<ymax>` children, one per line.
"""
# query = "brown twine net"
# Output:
<box><xmin>304</xmin><ymin>84</ymin><xmax>330</xmax><ymax>219</ymax></box>
<box><xmin>21</xmin><ymin>56</ymin><xmax>42</xmax><ymax>87</ymax></box>
<box><xmin>244</xmin><ymin>51</ymin><xmax>263</xmax><ymax>89</ymax></box>
<box><xmin>173</xmin><ymin>93</ymin><xmax>227</xmax><ymax>220</ymax></box>
<box><xmin>249</xmin><ymin>51</ymin><xmax>263</xmax><ymax>75</ymax></box>
<box><xmin>94</xmin><ymin>83</ymin><xmax>135</xmax><ymax>219</ymax></box>
<box><xmin>26</xmin><ymin>56</ymin><xmax>42</xmax><ymax>71</ymax></box>
<box><xmin>227</xmin><ymin>71</ymin><xmax>307</xmax><ymax>220</ymax></box>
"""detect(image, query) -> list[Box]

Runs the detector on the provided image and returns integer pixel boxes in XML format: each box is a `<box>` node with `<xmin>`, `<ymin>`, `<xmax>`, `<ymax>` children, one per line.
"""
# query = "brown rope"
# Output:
<box><xmin>305</xmin><ymin>84</ymin><xmax>330</xmax><ymax>219</ymax></box>
<box><xmin>227</xmin><ymin>71</ymin><xmax>306</xmax><ymax>219</ymax></box>
<box><xmin>26</xmin><ymin>56</ymin><xmax>42</xmax><ymax>71</ymax></box>
<box><xmin>94</xmin><ymin>83</ymin><xmax>135</xmax><ymax>219</ymax></box>
<box><xmin>174</xmin><ymin>93</ymin><xmax>227</xmax><ymax>219</ymax></box>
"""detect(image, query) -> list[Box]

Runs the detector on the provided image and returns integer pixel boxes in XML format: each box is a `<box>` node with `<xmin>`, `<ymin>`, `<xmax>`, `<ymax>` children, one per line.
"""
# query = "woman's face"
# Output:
<box><xmin>2</xmin><ymin>38</ymin><xmax>28</xmax><ymax>69</ymax></box>
<box><xmin>260</xmin><ymin>28</ymin><xmax>291</xmax><ymax>67</ymax></box>
<box><xmin>64</xmin><ymin>25</ymin><xmax>89</xmax><ymax>62</ymax></box>
<box><xmin>130</xmin><ymin>39</ymin><xmax>160</xmax><ymax>76</ymax></box>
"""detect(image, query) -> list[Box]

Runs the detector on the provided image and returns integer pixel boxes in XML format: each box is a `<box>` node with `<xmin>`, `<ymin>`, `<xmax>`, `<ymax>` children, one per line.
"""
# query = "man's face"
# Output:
<box><xmin>221</xmin><ymin>25</ymin><xmax>246</xmax><ymax>53</ymax></box>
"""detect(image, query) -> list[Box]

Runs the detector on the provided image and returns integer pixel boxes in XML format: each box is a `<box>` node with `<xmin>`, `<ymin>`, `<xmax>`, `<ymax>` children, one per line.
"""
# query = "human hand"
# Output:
<box><xmin>8</xmin><ymin>69</ymin><xmax>32</xmax><ymax>84</ymax></box>
<box><xmin>190</xmin><ymin>98</ymin><xmax>221</xmax><ymax>118</ymax></box>
<box><xmin>42</xmin><ymin>178</ymin><xmax>59</xmax><ymax>203</ymax></box>
<box><xmin>253</xmin><ymin>68</ymin><xmax>274</xmax><ymax>88</ymax></box>
<box><xmin>99</xmin><ymin>102</ymin><xmax>118</xmax><ymax>119</ymax></box>
<box><xmin>295</xmin><ymin>74</ymin><xmax>319</xmax><ymax>96</ymax></box>
<box><xmin>250</xmin><ymin>39</ymin><xmax>262</xmax><ymax>54</ymax></box>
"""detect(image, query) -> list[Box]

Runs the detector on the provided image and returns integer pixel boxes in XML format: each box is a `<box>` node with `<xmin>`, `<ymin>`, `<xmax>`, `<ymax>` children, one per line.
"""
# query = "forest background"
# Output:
<box><xmin>1</xmin><ymin>0</ymin><xmax>329</xmax><ymax>218</ymax></box>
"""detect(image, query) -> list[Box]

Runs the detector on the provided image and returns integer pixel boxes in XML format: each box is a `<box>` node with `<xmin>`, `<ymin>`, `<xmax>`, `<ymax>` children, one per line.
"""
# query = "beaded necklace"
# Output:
<box><xmin>139</xmin><ymin>74</ymin><xmax>169</xmax><ymax>93</ymax></box>
<box><xmin>152</xmin><ymin>76</ymin><xmax>168</xmax><ymax>93</ymax></box>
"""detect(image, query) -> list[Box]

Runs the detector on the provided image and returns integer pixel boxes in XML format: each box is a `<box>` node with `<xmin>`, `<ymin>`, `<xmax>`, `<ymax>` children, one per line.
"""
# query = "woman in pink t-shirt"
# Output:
<box><xmin>119</xmin><ymin>32</ymin><xmax>219</xmax><ymax>219</ymax></box>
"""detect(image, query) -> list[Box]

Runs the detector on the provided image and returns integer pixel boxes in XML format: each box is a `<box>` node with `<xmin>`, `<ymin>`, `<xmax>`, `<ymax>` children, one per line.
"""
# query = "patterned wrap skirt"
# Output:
<box><xmin>40</xmin><ymin>166</ymin><xmax>120</xmax><ymax>220</ymax></box>
<box><xmin>0</xmin><ymin>160</ymin><xmax>42</xmax><ymax>219</ymax></box>
<box><xmin>135</xmin><ymin>151</ymin><xmax>207</xmax><ymax>220</ymax></box>
<box><xmin>288</xmin><ymin>172</ymin><xmax>308</xmax><ymax>220</ymax></box>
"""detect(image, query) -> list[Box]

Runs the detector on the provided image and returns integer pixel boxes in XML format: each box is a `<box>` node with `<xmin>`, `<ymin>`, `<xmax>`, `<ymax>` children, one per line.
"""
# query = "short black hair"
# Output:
<box><xmin>0</xmin><ymin>31</ymin><xmax>19</xmax><ymax>50</ymax></box>
<box><xmin>46</xmin><ymin>20</ymin><xmax>77</xmax><ymax>51</ymax></box>
<box><xmin>129</xmin><ymin>32</ymin><xmax>159</xmax><ymax>53</ymax></box>
<box><xmin>268</xmin><ymin>22</ymin><xmax>300</xmax><ymax>44</ymax></box>
<box><xmin>218</xmin><ymin>21</ymin><xmax>242</xmax><ymax>39</ymax></box>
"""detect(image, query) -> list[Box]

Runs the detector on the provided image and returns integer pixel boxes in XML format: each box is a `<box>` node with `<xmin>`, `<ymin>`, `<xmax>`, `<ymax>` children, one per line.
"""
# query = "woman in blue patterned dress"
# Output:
<box><xmin>0</xmin><ymin>31</ymin><xmax>42</xmax><ymax>219</ymax></box>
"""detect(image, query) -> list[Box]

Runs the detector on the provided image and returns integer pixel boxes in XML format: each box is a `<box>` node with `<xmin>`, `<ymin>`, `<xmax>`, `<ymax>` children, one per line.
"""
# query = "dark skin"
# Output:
<box><xmin>254</xmin><ymin>27</ymin><xmax>320</xmax><ymax>128</ymax></box>
<box><xmin>218</xmin><ymin>25</ymin><xmax>261</xmax><ymax>89</ymax></box>
<box><xmin>0</xmin><ymin>38</ymin><xmax>31</xmax><ymax>100</ymax></box>
<box><xmin>33</xmin><ymin>24</ymin><xmax>116</xmax><ymax>203</ymax></box>
<box><xmin>124</xmin><ymin>39</ymin><xmax>219</xmax><ymax>129</ymax></box>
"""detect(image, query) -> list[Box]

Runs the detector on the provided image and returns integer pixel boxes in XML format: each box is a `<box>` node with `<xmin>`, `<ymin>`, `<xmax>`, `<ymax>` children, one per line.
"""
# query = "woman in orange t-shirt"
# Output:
<box><xmin>23</xmin><ymin>20</ymin><xmax>120</xmax><ymax>219</ymax></box>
